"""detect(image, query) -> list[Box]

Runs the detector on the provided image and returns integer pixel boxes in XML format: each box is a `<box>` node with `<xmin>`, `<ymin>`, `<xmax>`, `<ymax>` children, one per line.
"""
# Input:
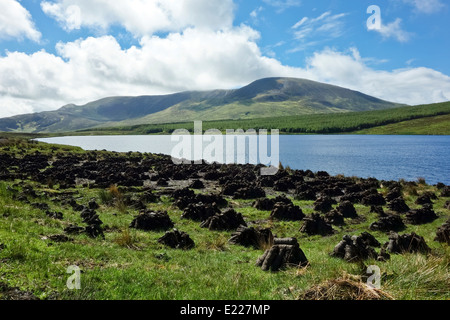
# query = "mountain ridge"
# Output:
<box><xmin>0</xmin><ymin>77</ymin><xmax>404</xmax><ymax>133</ymax></box>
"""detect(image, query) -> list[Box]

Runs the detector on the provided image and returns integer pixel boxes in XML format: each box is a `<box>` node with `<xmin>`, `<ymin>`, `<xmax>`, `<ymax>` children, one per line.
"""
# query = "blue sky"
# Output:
<box><xmin>238</xmin><ymin>0</ymin><xmax>450</xmax><ymax>73</ymax></box>
<box><xmin>0</xmin><ymin>0</ymin><xmax>449</xmax><ymax>117</ymax></box>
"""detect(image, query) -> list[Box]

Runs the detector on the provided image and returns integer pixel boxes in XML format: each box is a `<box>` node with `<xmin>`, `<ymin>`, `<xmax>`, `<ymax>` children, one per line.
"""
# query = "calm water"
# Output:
<box><xmin>37</xmin><ymin>135</ymin><xmax>450</xmax><ymax>185</ymax></box>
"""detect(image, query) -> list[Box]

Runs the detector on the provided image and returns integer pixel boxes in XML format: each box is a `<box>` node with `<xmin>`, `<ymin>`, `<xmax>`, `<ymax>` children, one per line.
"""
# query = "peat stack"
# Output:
<box><xmin>273</xmin><ymin>178</ymin><xmax>293</xmax><ymax>192</ymax></box>
<box><xmin>300</xmin><ymin>213</ymin><xmax>334</xmax><ymax>236</ymax></box>
<box><xmin>80</xmin><ymin>207</ymin><xmax>104</xmax><ymax>238</ymax></box>
<box><xmin>434</xmin><ymin>218</ymin><xmax>450</xmax><ymax>244</ymax></box>
<box><xmin>294</xmin><ymin>189</ymin><xmax>317</xmax><ymax>201</ymax></box>
<box><xmin>369</xmin><ymin>215</ymin><xmax>405</xmax><ymax>232</ymax></box>
<box><xmin>88</xmin><ymin>199</ymin><xmax>100</xmax><ymax>210</ymax></box>
<box><xmin>360</xmin><ymin>231</ymin><xmax>381</xmax><ymax>247</ymax></box>
<box><xmin>370</xmin><ymin>206</ymin><xmax>387</xmax><ymax>217</ymax></box>
<box><xmin>256</xmin><ymin>238</ymin><xmax>308</xmax><ymax>272</ymax></box>
<box><xmin>67</xmin><ymin>199</ymin><xmax>84</xmax><ymax>211</ymax></box>
<box><xmin>385</xmin><ymin>188</ymin><xmax>402</xmax><ymax>202</ymax></box>
<box><xmin>330</xmin><ymin>233</ymin><xmax>383</xmax><ymax>262</ymax></box>
<box><xmin>415</xmin><ymin>194</ymin><xmax>433</xmax><ymax>205</ymax></box>
<box><xmin>445</xmin><ymin>201</ymin><xmax>450</xmax><ymax>210</ymax></box>
<box><xmin>387</xmin><ymin>197</ymin><xmax>410</xmax><ymax>213</ymax></box>
<box><xmin>233</xmin><ymin>185</ymin><xmax>266</xmax><ymax>199</ymax></box>
<box><xmin>130</xmin><ymin>211</ymin><xmax>174</xmax><ymax>231</ymax></box>
<box><xmin>181</xmin><ymin>202</ymin><xmax>219</xmax><ymax>222</ymax></box>
<box><xmin>272</xmin><ymin>195</ymin><xmax>294</xmax><ymax>205</ymax></box>
<box><xmin>270</xmin><ymin>202</ymin><xmax>305</xmax><ymax>221</ymax></box>
<box><xmin>340</xmin><ymin>192</ymin><xmax>363</xmax><ymax>204</ymax></box>
<box><xmin>81</xmin><ymin>207</ymin><xmax>103</xmax><ymax>226</ymax></box>
<box><xmin>189</xmin><ymin>179</ymin><xmax>205</xmax><ymax>189</ymax></box>
<box><xmin>257</xmin><ymin>175</ymin><xmax>275</xmax><ymax>188</ymax></box>
<box><xmin>158</xmin><ymin>229</ymin><xmax>195</xmax><ymax>249</ymax></box>
<box><xmin>142</xmin><ymin>190</ymin><xmax>160</xmax><ymax>203</ymax></box>
<box><xmin>222</xmin><ymin>180</ymin><xmax>265</xmax><ymax>199</ymax></box>
<box><xmin>195</xmin><ymin>193</ymin><xmax>228</xmax><ymax>208</ymax></box>
<box><xmin>440</xmin><ymin>186</ymin><xmax>450</xmax><ymax>197</ymax></box>
<box><xmin>200</xmin><ymin>209</ymin><xmax>246</xmax><ymax>231</ymax></box>
<box><xmin>336</xmin><ymin>201</ymin><xmax>358</xmax><ymax>218</ymax></box>
<box><xmin>172</xmin><ymin>188</ymin><xmax>195</xmax><ymax>200</ymax></box>
<box><xmin>324</xmin><ymin>210</ymin><xmax>345</xmax><ymax>226</ymax></box>
<box><xmin>253</xmin><ymin>198</ymin><xmax>275</xmax><ymax>211</ymax></box>
<box><xmin>313</xmin><ymin>197</ymin><xmax>335</xmax><ymax>213</ymax></box>
<box><xmin>319</xmin><ymin>186</ymin><xmax>344</xmax><ymax>198</ymax></box>
<box><xmin>361</xmin><ymin>193</ymin><xmax>386</xmax><ymax>207</ymax></box>
<box><xmin>405</xmin><ymin>205</ymin><xmax>438</xmax><ymax>225</ymax></box>
<box><xmin>228</xmin><ymin>226</ymin><xmax>274</xmax><ymax>249</ymax></box>
<box><xmin>384</xmin><ymin>232</ymin><xmax>430</xmax><ymax>254</ymax></box>
<box><xmin>46</xmin><ymin>210</ymin><xmax>63</xmax><ymax>220</ymax></box>
<box><xmin>156</xmin><ymin>178</ymin><xmax>169</xmax><ymax>187</ymax></box>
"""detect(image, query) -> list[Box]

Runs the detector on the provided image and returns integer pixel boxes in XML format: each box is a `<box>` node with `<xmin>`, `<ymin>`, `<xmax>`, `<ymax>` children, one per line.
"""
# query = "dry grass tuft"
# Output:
<box><xmin>257</xmin><ymin>234</ymin><xmax>274</xmax><ymax>251</ymax></box>
<box><xmin>299</xmin><ymin>274</ymin><xmax>394</xmax><ymax>300</ymax></box>
<box><xmin>113</xmin><ymin>228</ymin><xmax>139</xmax><ymax>249</ymax></box>
<box><xmin>109</xmin><ymin>185</ymin><xmax>121</xmax><ymax>198</ymax></box>
<box><xmin>205</xmin><ymin>235</ymin><xmax>229</xmax><ymax>251</ymax></box>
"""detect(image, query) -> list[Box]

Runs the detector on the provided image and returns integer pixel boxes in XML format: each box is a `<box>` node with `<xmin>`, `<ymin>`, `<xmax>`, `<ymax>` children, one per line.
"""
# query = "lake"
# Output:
<box><xmin>37</xmin><ymin>135</ymin><xmax>450</xmax><ymax>185</ymax></box>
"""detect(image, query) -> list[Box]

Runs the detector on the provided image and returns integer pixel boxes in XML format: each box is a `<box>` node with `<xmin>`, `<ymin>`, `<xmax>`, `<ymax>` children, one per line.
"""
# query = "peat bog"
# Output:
<box><xmin>0</xmin><ymin>137</ymin><xmax>449</xmax><ymax>300</ymax></box>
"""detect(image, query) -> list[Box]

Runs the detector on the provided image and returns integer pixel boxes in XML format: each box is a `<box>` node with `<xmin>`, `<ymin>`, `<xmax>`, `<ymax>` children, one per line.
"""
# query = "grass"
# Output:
<box><xmin>113</xmin><ymin>228</ymin><xmax>139</xmax><ymax>249</ymax></box>
<box><xmin>0</xmin><ymin>138</ymin><xmax>449</xmax><ymax>300</ymax></box>
<box><xmin>354</xmin><ymin>114</ymin><xmax>450</xmax><ymax>135</ymax></box>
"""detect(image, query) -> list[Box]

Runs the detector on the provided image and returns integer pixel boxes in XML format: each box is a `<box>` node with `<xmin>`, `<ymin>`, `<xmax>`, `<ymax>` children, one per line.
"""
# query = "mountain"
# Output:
<box><xmin>0</xmin><ymin>77</ymin><xmax>404</xmax><ymax>133</ymax></box>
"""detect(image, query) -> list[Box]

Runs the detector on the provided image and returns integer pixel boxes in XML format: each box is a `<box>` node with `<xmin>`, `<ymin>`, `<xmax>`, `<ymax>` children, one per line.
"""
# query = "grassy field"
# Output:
<box><xmin>75</xmin><ymin>101</ymin><xmax>450</xmax><ymax>136</ymax></box>
<box><xmin>353</xmin><ymin>114</ymin><xmax>450</xmax><ymax>135</ymax></box>
<box><xmin>0</xmin><ymin>138</ymin><xmax>448</xmax><ymax>300</ymax></box>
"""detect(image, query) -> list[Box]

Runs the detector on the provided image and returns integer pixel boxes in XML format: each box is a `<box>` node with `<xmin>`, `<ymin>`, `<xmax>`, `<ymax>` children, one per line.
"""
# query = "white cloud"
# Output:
<box><xmin>1</xmin><ymin>33</ymin><xmax>449</xmax><ymax>119</ymax></box>
<box><xmin>402</xmin><ymin>0</ymin><xmax>445</xmax><ymax>14</ymax></box>
<box><xmin>41</xmin><ymin>0</ymin><xmax>235</xmax><ymax>35</ymax></box>
<box><xmin>292</xmin><ymin>17</ymin><xmax>308</xmax><ymax>29</ymax></box>
<box><xmin>0</xmin><ymin>27</ymin><xmax>300</xmax><ymax>117</ymax></box>
<box><xmin>0</xmin><ymin>96</ymin><xmax>35</xmax><ymax>118</ymax></box>
<box><xmin>250</xmin><ymin>6</ymin><xmax>264</xmax><ymax>24</ymax></box>
<box><xmin>290</xmin><ymin>11</ymin><xmax>348</xmax><ymax>51</ymax></box>
<box><xmin>292</xmin><ymin>12</ymin><xmax>348</xmax><ymax>38</ymax></box>
<box><xmin>250</xmin><ymin>7</ymin><xmax>263</xmax><ymax>18</ymax></box>
<box><xmin>303</xmin><ymin>48</ymin><xmax>450</xmax><ymax>105</ymax></box>
<box><xmin>370</xmin><ymin>18</ymin><xmax>413</xmax><ymax>43</ymax></box>
<box><xmin>0</xmin><ymin>2</ymin><xmax>447</xmax><ymax>118</ymax></box>
<box><xmin>262</xmin><ymin>0</ymin><xmax>302</xmax><ymax>13</ymax></box>
<box><xmin>0</xmin><ymin>0</ymin><xmax>41</xmax><ymax>42</ymax></box>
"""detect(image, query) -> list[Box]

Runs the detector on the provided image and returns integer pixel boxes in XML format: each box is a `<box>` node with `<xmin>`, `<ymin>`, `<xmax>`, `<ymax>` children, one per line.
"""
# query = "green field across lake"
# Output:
<box><xmin>77</xmin><ymin>101</ymin><xmax>450</xmax><ymax>136</ymax></box>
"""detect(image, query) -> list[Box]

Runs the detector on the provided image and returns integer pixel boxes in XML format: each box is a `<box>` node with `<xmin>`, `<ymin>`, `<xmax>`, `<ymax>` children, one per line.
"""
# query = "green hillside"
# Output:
<box><xmin>353</xmin><ymin>114</ymin><xmax>450</xmax><ymax>135</ymax></box>
<box><xmin>78</xmin><ymin>101</ymin><xmax>450</xmax><ymax>135</ymax></box>
<box><xmin>0</xmin><ymin>77</ymin><xmax>401</xmax><ymax>133</ymax></box>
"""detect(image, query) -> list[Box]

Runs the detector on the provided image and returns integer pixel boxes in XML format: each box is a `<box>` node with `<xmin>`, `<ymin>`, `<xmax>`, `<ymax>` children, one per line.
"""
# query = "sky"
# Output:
<box><xmin>0</xmin><ymin>0</ymin><xmax>449</xmax><ymax>118</ymax></box>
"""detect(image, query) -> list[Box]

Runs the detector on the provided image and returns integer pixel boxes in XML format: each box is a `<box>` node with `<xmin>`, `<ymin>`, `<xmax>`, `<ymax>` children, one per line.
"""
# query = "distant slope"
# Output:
<box><xmin>0</xmin><ymin>77</ymin><xmax>403</xmax><ymax>133</ymax></box>
<box><xmin>78</xmin><ymin>101</ymin><xmax>450</xmax><ymax>135</ymax></box>
<box><xmin>352</xmin><ymin>113</ymin><xmax>450</xmax><ymax>135</ymax></box>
